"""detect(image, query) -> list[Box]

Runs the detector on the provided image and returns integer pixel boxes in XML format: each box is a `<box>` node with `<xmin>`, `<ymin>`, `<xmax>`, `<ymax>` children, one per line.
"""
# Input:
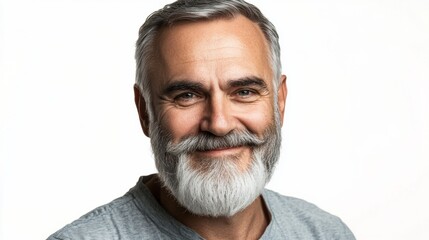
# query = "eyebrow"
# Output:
<box><xmin>163</xmin><ymin>81</ymin><xmax>205</xmax><ymax>95</ymax></box>
<box><xmin>162</xmin><ymin>76</ymin><xmax>268</xmax><ymax>95</ymax></box>
<box><xmin>227</xmin><ymin>77</ymin><xmax>268</xmax><ymax>89</ymax></box>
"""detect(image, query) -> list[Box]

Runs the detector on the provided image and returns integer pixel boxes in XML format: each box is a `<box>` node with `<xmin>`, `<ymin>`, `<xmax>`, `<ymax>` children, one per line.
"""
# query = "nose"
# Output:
<box><xmin>200</xmin><ymin>94</ymin><xmax>236</xmax><ymax>136</ymax></box>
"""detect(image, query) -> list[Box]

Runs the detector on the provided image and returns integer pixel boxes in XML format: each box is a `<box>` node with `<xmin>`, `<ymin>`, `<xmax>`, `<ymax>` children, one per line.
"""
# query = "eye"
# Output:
<box><xmin>174</xmin><ymin>92</ymin><xmax>202</xmax><ymax>106</ymax></box>
<box><xmin>237</xmin><ymin>89</ymin><xmax>253</xmax><ymax>97</ymax></box>
<box><xmin>233</xmin><ymin>89</ymin><xmax>259</xmax><ymax>102</ymax></box>
<box><xmin>177</xmin><ymin>92</ymin><xmax>195</xmax><ymax>99</ymax></box>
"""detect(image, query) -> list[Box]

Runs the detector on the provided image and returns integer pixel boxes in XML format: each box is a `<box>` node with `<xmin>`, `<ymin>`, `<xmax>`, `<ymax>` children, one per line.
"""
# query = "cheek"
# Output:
<box><xmin>233</xmin><ymin>102</ymin><xmax>274</xmax><ymax>137</ymax></box>
<box><xmin>159</xmin><ymin>107</ymin><xmax>202</xmax><ymax>143</ymax></box>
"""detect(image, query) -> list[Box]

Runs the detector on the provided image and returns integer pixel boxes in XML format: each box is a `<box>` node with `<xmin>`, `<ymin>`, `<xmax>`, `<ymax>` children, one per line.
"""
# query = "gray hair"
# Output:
<box><xmin>135</xmin><ymin>0</ymin><xmax>281</xmax><ymax>125</ymax></box>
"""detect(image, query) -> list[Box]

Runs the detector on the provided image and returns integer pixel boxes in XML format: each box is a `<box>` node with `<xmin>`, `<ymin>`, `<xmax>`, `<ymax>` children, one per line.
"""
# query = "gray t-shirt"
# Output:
<box><xmin>48</xmin><ymin>176</ymin><xmax>355</xmax><ymax>239</ymax></box>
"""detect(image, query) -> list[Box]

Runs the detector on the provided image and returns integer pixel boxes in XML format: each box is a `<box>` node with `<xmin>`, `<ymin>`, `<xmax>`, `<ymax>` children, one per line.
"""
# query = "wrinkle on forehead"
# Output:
<box><xmin>173</xmin><ymin>56</ymin><xmax>249</xmax><ymax>69</ymax></box>
<box><xmin>157</xmin><ymin>15</ymin><xmax>269</xmax><ymax>67</ymax></box>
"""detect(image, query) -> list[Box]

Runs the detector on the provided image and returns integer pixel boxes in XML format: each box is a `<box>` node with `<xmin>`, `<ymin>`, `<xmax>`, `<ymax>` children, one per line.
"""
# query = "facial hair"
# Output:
<box><xmin>149</xmin><ymin>112</ymin><xmax>281</xmax><ymax>217</ymax></box>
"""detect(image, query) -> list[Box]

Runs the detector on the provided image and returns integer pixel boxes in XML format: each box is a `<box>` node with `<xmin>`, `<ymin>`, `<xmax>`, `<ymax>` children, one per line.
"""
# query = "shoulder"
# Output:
<box><xmin>263</xmin><ymin>189</ymin><xmax>355</xmax><ymax>240</ymax></box>
<box><xmin>47</xmin><ymin>194</ymin><xmax>140</xmax><ymax>240</ymax></box>
<box><xmin>47</xmin><ymin>175</ymin><xmax>175</xmax><ymax>240</ymax></box>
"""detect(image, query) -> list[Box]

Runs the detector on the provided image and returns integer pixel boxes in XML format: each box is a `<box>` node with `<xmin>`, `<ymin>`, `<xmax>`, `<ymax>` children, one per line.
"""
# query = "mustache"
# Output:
<box><xmin>166</xmin><ymin>130</ymin><xmax>265</xmax><ymax>155</ymax></box>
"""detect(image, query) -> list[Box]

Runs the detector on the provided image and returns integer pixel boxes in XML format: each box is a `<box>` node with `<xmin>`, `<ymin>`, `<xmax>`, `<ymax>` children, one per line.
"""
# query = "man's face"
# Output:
<box><xmin>152</xmin><ymin>15</ymin><xmax>277</xmax><ymax>164</ymax></box>
<box><xmin>141</xmin><ymin>15</ymin><xmax>286</xmax><ymax>216</ymax></box>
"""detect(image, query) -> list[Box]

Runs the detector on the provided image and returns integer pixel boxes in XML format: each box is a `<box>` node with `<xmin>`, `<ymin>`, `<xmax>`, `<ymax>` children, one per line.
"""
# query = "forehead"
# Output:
<box><xmin>159</xmin><ymin>15</ymin><xmax>268</xmax><ymax>60</ymax></box>
<box><xmin>152</xmin><ymin>15</ymin><xmax>272</xmax><ymax>88</ymax></box>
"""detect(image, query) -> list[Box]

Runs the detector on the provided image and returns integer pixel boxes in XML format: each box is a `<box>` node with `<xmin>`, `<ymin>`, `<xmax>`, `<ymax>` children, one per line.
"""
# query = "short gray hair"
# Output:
<box><xmin>135</xmin><ymin>0</ymin><xmax>281</xmax><ymax>123</ymax></box>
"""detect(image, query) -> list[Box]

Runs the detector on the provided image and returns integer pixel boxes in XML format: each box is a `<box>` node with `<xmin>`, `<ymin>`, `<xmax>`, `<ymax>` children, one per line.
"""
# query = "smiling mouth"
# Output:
<box><xmin>195</xmin><ymin>146</ymin><xmax>245</xmax><ymax>157</ymax></box>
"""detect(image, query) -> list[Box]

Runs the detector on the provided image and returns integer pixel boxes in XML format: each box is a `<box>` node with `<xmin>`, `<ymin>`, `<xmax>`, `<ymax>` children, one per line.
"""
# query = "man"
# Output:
<box><xmin>48</xmin><ymin>0</ymin><xmax>355</xmax><ymax>239</ymax></box>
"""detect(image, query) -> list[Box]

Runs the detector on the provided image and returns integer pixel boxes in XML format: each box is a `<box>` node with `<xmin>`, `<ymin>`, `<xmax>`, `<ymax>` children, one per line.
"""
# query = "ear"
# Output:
<box><xmin>277</xmin><ymin>75</ymin><xmax>287</xmax><ymax>126</ymax></box>
<box><xmin>134</xmin><ymin>84</ymin><xmax>150</xmax><ymax>137</ymax></box>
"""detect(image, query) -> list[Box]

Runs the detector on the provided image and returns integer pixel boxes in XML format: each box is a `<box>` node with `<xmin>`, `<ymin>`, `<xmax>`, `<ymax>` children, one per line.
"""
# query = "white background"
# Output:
<box><xmin>1</xmin><ymin>0</ymin><xmax>428</xmax><ymax>239</ymax></box>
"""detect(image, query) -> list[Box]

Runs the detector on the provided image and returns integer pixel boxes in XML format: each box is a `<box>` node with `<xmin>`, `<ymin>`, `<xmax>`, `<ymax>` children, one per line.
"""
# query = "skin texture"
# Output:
<box><xmin>135</xmin><ymin>15</ymin><xmax>287</xmax><ymax>240</ymax></box>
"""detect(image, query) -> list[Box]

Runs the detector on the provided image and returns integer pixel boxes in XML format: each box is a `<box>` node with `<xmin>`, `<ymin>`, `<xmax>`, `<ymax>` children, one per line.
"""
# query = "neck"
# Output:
<box><xmin>145</xmin><ymin>175</ymin><xmax>270</xmax><ymax>240</ymax></box>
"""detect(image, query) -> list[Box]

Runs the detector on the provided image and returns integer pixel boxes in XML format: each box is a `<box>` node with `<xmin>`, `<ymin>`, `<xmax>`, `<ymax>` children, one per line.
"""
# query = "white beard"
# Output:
<box><xmin>172</xmin><ymin>148</ymin><xmax>268</xmax><ymax>217</ymax></box>
<box><xmin>149</xmin><ymin>111</ymin><xmax>281</xmax><ymax>217</ymax></box>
